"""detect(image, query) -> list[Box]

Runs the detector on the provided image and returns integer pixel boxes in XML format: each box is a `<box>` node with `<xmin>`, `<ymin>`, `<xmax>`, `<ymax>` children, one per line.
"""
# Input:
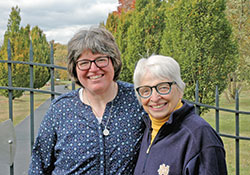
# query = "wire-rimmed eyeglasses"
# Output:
<box><xmin>136</xmin><ymin>81</ymin><xmax>177</xmax><ymax>98</ymax></box>
<box><xmin>76</xmin><ymin>56</ymin><xmax>110</xmax><ymax>71</ymax></box>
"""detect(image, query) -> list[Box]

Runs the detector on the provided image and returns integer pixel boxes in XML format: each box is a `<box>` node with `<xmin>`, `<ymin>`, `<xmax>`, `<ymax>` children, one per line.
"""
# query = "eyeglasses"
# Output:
<box><xmin>76</xmin><ymin>56</ymin><xmax>110</xmax><ymax>70</ymax></box>
<box><xmin>136</xmin><ymin>81</ymin><xmax>176</xmax><ymax>98</ymax></box>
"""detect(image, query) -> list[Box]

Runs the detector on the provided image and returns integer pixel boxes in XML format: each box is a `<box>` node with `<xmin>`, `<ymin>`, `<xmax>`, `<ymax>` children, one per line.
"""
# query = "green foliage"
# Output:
<box><xmin>224</xmin><ymin>0</ymin><xmax>250</xmax><ymax>99</ymax></box>
<box><xmin>115</xmin><ymin>11</ymin><xmax>134</xmax><ymax>81</ymax></box>
<box><xmin>160</xmin><ymin>0</ymin><xmax>238</xmax><ymax>112</ymax></box>
<box><xmin>0</xmin><ymin>6</ymin><xmax>30</xmax><ymax>99</ymax></box>
<box><xmin>53</xmin><ymin>43</ymin><xmax>69</xmax><ymax>80</ymax></box>
<box><xmin>105</xmin><ymin>0</ymin><xmax>239</xmax><ymax>113</ymax></box>
<box><xmin>123</xmin><ymin>0</ymin><xmax>166</xmax><ymax>82</ymax></box>
<box><xmin>135</xmin><ymin>0</ymin><xmax>150</xmax><ymax>11</ymax></box>
<box><xmin>6</xmin><ymin>6</ymin><xmax>21</xmax><ymax>36</ymax></box>
<box><xmin>30</xmin><ymin>26</ymin><xmax>50</xmax><ymax>88</ymax></box>
<box><xmin>0</xmin><ymin>6</ymin><xmax>50</xmax><ymax>99</ymax></box>
<box><xmin>105</xmin><ymin>12</ymin><xmax>119</xmax><ymax>34</ymax></box>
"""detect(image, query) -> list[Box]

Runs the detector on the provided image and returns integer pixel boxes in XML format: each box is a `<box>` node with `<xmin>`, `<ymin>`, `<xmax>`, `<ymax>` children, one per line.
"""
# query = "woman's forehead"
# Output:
<box><xmin>140</xmin><ymin>72</ymin><xmax>171</xmax><ymax>86</ymax></box>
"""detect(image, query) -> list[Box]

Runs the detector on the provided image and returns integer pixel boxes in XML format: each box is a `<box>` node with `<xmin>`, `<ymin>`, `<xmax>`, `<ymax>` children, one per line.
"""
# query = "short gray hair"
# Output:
<box><xmin>67</xmin><ymin>26</ymin><xmax>121</xmax><ymax>86</ymax></box>
<box><xmin>133</xmin><ymin>55</ymin><xmax>185</xmax><ymax>100</ymax></box>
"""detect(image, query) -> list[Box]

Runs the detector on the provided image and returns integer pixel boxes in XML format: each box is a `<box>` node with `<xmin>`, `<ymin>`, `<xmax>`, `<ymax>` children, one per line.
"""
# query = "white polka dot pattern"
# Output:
<box><xmin>28</xmin><ymin>81</ymin><xmax>145</xmax><ymax>175</ymax></box>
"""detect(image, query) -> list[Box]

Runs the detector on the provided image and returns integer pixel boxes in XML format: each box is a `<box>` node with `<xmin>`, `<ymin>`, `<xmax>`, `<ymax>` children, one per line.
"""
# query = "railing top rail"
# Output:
<box><xmin>184</xmin><ymin>99</ymin><xmax>250</xmax><ymax>115</ymax></box>
<box><xmin>0</xmin><ymin>59</ymin><xmax>67</xmax><ymax>70</ymax></box>
<box><xmin>219</xmin><ymin>133</ymin><xmax>250</xmax><ymax>141</ymax></box>
<box><xmin>0</xmin><ymin>86</ymin><xmax>62</xmax><ymax>96</ymax></box>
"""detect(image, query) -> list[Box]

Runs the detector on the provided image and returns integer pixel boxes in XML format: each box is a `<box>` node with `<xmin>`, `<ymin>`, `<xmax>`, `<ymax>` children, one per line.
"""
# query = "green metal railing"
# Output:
<box><xmin>186</xmin><ymin>81</ymin><xmax>250</xmax><ymax>175</ymax></box>
<box><xmin>0</xmin><ymin>40</ymin><xmax>75</xmax><ymax>175</ymax></box>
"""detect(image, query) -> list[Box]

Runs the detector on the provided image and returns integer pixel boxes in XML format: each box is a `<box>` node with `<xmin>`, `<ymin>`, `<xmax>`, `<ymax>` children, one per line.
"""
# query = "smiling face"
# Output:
<box><xmin>139</xmin><ymin>72</ymin><xmax>183</xmax><ymax>120</ymax></box>
<box><xmin>76</xmin><ymin>49</ymin><xmax>115</xmax><ymax>94</ymax></box>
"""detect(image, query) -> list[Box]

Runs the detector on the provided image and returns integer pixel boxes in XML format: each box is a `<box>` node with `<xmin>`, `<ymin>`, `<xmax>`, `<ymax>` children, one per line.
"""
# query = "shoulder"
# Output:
<box><xmin>116</xmin><ymin>80</ymin><xmax>144</xmax><ymax>112</ymax></box>
<box><xmin>117</xmin><ymin>80</ymin><xmax>137</xmax><ymax>97</ymax></box>
<box><xmin>50</xmin><ymin>89</ymin><xmax>80</xmax><ymax>106</ymax></box>
<box><xmin>43</xmin><ymin>89</ymin><xmax>81</xmax><ymax>122</ymax></box>
<box><xmin>117</xmin><ymin>80</ymin><xmax>134</xmax><ymax>91</ymax></box>
<box><xmin>181</xmin><ymin>111</ymin><xmax>224</xmax><ymax>148</ymax></box>
<box><xmin>116</xmin><ymin>80</ymin><xmax>138</xmax><ymax>100</ymax></box>
<box><xmin>179</xmin><ymin>102</ymin><xmax>212</xmax><ymax>131</ymax></box>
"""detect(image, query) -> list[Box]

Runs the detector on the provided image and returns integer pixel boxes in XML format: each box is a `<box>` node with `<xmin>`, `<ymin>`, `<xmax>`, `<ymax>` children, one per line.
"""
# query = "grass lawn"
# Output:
<box><xmin>0</xmin><ymin>87</ymin><xmax>51</xmax><ymax>126</ymax></box>
<box><xmin>202</xmin><ymin>88</ymin><xmax>250</xmax><ymax>175</ymax></box>
<box><xmin>0</xmin><ymin>81</ymin><xmax>72</xmax><ymax>125</ymax></box>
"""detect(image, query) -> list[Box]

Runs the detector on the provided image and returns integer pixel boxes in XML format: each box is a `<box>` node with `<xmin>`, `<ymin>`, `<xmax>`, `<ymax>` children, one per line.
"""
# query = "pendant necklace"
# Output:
<box><xmin>102</xmin><ymin>101</ymin><xmax>114</xmax><ymax>136</ymax></box>
<box><xmin>85</xmin><ymin>91</ymin><xmax>114</xmax><ymax>136</ymax></box>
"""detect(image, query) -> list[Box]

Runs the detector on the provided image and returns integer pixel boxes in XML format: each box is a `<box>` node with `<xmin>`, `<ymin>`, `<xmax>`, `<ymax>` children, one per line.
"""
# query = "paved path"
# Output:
<box><xmin>0</xmin><ymin>85</ymin><xmax>70</xmax><ymax>175</ymax></box>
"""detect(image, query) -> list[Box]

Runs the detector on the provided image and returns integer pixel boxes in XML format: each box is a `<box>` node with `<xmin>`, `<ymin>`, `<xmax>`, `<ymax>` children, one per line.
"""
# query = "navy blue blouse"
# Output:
<box><xmin>29</xmin><ymin>81</ymin><xmax>145</xmax><ymax>175</ymax></box>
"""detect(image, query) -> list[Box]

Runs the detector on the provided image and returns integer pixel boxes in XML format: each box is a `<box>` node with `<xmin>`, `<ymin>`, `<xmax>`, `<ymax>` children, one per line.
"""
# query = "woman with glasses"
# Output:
<box><xmin>133</xmin><ymin>55</ymin><xmax>227</xmax><ymax>175</ymax></box>
<box><xmin>29</xmin><ymin>27</ymin><xmax>145</xmax><ymax>174</ymax></box>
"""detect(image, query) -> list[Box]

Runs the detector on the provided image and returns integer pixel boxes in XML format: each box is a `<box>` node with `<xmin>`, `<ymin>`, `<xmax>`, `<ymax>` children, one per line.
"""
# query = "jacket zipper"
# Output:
<box><xmin>141</xmin><ymin>118</ymin><xmax>153</xmax><ymax>174</ymax></box>
<box><xmin>142</xmin><ymin>143</ymin><xmax>152</xmax><ymax>173</ymax></box>
<box><xmin>146</xmin><ymin>143</ymin><xmax>152</xmax><ymax>154</ymax></box>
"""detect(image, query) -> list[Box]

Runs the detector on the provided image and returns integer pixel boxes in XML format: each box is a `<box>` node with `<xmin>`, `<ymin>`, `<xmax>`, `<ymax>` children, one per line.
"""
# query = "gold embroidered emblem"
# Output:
<box><xmin>158</xmin><ymin>163</ymin><xmax>170</xmax><ymax>175</ymax></box>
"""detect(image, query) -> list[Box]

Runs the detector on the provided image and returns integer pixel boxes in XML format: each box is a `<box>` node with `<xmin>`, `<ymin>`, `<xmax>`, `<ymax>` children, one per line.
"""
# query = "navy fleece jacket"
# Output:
<box><xmin>134</xmin><ymin>100</ymin><xmax>227</xmax><ymax>175</ymax></box>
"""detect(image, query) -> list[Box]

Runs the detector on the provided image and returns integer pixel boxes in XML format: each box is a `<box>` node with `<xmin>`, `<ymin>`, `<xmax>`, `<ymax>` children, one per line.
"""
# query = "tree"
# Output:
<box><xmin>30</xmin><ymin>26</ymin><xmax>50</xmax><ymax>88</ymax></box>
<box><xmin>105</xmin><ymin>0</ymin><xmax>240</xmax><ymax>111</ymax></box>
<box><xmin>105</xmin><ymin>12</ymin><xmax>120</xmax><ymax>34</ymax></box>
<box><xmin>0</xmin><ymin>6</ymin><xmax>30</xmax><ymax>99</ymax></box>
<box><xmin>122</xmin><ymin>0</ymin><xmax>166</xmax><ymax>82</ymax></box>
<box><xmin>0</xmin><ymin>6</ymin><xmax>50</xmax><ymax>99</ymax></box>
<box><xmin>53</xmin><ymin>43</ymin><xmax>69</xmax><ymax>81</ymax></box>
<box><xmin>160</xmin><ymin>0</ymin><xmax>238</xmax><ymax>111</ymax></box>
<box><xmin>114</xmin><ymin>10</ymin><xmax>134</xmax><ymax>81</ymax></box>
<box><xmin>105</xmin><ymin>0</ymin><xmax>138</xmax><ymax>82</ymax></box>
<box><xmin>6</xmin><ymin>6</ymin><xmax>21</xmax><ymax>37</ymax></box>
<box><xmin>117</xmin><ymin>0</ymin><xmax>136</xmax><ymax>14</ymax></box>
<box><xmin>224</xmin><ymin>0</ymin><xmax>250</xmax><ymax>101</ymax></box>
<box><xmin>105</xmin><ymin>0</ymin><xmax>136</xmax><ymax>34</ymax></box>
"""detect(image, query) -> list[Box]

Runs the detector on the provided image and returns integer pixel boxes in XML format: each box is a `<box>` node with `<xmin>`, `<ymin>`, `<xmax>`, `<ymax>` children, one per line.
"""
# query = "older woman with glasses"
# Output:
<box><xmin>28</xmin><ymin>26</ymin><xmax>145</xmax><ymax>174</ymax></box>
<box><xmin>133</xmin><ymin>55</ymin><xmax>227</xmax><ymax>175</ymax></box>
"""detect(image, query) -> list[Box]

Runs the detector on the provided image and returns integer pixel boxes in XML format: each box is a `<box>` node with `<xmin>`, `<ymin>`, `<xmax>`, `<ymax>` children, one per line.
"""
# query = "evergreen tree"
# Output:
<box><xmin>0</xmin><ymin>6</ymin><xmax>50</xmax><ymax>99</ymax></box>
<box><xmin>113</xmin><ymin>10</ymin><xmax>134</xmax><ymax>81</ymax></box>
<box><xmin>160</xmin><ymin>0</ymin><xmax>238</xmax><ymax>111</ymax></box>
<box><xmin>0</xmin><ymin>6</ymin><xmax>30</xmax><ymax>99</ymax></box>
<box><xmin>105</xmin><ymin>0</ymin><xmax>137</xmax><ymax>82</ymax></box>
<box><xmin>123</xmin><ymin>0</ymin><xmax>166</xmax><ymax>82</ymax></box>
<box><xmin>53</xmin><ymin>43</ymin><xmax>68</xmax><ymax>80</ymax></box>
<box><xmin>30</xmin><ymin>26</ymin><xmax>50</xmax><ymax>88</ymax></box>
<box><xmin>105</xmin><ymin>12</ymin><xmax>120</xmax><ymax>34</ymax></box>
<box><xmin>6</xmin><ymin>6</ymin><xmax>21</xmax><ymax>38</ymax></box>
<box><xmin>224</xmin><ymin>0</ymin><xmax>250</xmax><ymax>100</ymax></box>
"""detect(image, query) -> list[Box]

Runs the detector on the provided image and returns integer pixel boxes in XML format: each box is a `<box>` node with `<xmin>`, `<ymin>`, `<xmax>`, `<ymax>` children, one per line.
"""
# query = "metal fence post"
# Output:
<box><xmin>215</xmin><ymin>86</ymin><xmax>219</xmax><ymax>132</ymax></box>
<box><xmin>195</xmin><ymin>81</ymin><xmax>200</xmax><ymax>115</ymax></box>
<box><xmin>29</xmin><ymin>41</ymin><xmax>35</xmax><ymax>150</ymax></box>
<box><xmin>50</xmin><ymin>43</ymin><xmax>55</xmax><ymax>100</ymax></box>
<box><xmin>235</xmin><ymin>90</ymin><xmax>240</xmax><ymax>175</ymax></box>
<box><xmin>7</xmin><ymin>39</ymin><xmax>14</xmax><ymax>175</ymax></box>
<box><xmin>7</xmin><ymin>39</ymin><xmax>13</xmax><ymax>122</ymax></box>
<box><xmin>72</xmin><ymin>81</ymin><xmax>75</xmax><ymax>90</ymax></box>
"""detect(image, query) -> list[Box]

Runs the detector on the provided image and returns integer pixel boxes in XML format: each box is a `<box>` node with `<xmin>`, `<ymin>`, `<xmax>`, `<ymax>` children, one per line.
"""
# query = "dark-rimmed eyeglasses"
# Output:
<box><xmin>136</xmin><ymin>82</ymin><xmax>176</xmax><ymax>98</ymax></box>
<box><xmin>76</xmin><ymin>56</ymin><xmax>110</xmax><ymax>71</ymax></box>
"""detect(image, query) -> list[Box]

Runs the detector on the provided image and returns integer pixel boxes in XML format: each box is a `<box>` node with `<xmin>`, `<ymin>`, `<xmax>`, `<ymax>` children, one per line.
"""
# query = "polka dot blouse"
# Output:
<box><xmin>28</xmin><ymin>81</ymin><xmax>145</xmax><ymax>175</ymax></box>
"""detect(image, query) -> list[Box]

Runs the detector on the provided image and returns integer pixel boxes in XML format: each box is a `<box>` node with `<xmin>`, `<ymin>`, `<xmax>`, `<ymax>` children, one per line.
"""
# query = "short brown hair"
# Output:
<box><xmin>67</xmin><ymin>26</ymin><xmax>122</xmax><ymax>86</ymax></box>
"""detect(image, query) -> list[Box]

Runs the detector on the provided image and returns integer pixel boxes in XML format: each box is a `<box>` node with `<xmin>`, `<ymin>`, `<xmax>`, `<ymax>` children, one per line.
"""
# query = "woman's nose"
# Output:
<box><xmin>150</xmin><ymin>89</ymin><xmax>161</xmax><ymax>102</ymax></box>
<box><xmin>89</xmin><ymin>62</ymin><xmax>100</xmax><ymax>71</ymax></box>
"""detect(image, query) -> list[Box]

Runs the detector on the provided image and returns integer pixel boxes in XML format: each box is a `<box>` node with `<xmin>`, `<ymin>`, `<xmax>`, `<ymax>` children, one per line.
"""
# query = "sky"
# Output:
<box><xmin>0</xmin><ymin>0</ymin><xmax>119</xmax><ymax>45</ymax></box>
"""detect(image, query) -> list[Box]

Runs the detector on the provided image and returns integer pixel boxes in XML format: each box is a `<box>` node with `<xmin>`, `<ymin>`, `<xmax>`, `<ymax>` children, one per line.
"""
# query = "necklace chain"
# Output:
<box><xmin>85</xmin><ymin>93</ymin><xmax>101</xmax><ymax>117</ymax></box>
<box><xmin>84</xmin><ymin>90</ymin><xmax>114</xmax><ymax>136</ymax></box>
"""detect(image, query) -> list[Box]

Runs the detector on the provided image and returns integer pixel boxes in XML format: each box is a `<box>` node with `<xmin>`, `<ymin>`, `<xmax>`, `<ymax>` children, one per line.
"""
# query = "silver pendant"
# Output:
<box><xmin>103</xmin><ymin>128</ymin><xmax>109</xmax><ymax>136</ymax></box>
